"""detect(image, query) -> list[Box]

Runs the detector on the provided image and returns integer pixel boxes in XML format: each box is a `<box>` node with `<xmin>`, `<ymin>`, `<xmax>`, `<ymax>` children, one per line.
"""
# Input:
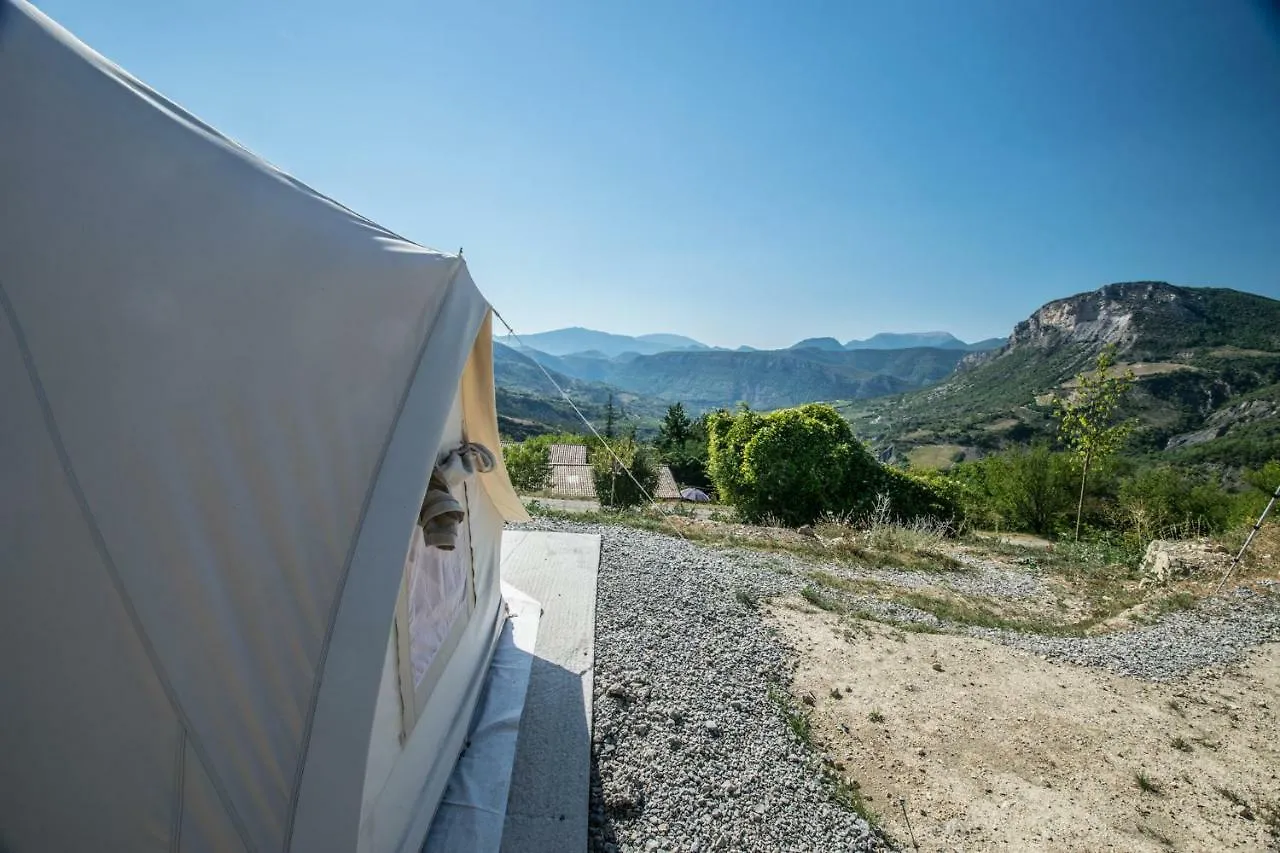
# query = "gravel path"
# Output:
<box><xmin>864</xmin><ymin>563</ymin><xmax>1047</xmax><ymax>599</ymax></box>
<box><xmin>968</xmin><ymin>583</ymin><xmax>1280</xmax><ymax>680</ymax></box>
<box><xmin>516</xmin><ymin>519</ymin><xmax>890</xmax><ymax>853</ymax></box>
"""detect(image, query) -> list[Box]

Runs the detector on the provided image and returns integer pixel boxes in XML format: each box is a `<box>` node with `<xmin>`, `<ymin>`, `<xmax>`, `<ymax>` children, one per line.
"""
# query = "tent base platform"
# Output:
<box><xmin>499</xmin><ymin>531</ymin><xmax>602</xmax><ymax>852</ymax></box>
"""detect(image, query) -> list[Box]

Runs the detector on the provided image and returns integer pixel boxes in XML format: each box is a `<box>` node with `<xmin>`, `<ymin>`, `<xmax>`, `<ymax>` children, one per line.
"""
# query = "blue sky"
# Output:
<box><xmin>34</xmin><ymin>0</ymin><xmax>1280</xmax><ymax>349</ymax></box>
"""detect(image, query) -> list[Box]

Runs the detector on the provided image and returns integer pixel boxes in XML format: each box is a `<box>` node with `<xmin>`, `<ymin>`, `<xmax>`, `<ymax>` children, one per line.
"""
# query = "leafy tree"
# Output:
<box><xmin>1055</xmin><ymin>347</ymin><xmax>1135</xmax><ymax>540</ymax></box>
<box><xmin>604</xmin><ymin>394</ymin><xmax>616</xmax><ymax>440</ymax></box>
<box><xmin>503</xmin><ymin>440</ymin><xmax>552</xmax><ymax>493</ymax></box>
<box><xmin>658</xmin><ymin>403</ymin><xmax>692</xmax><ymax>453</ymax></box>
<box><xmin>590</xmin><ymin>438</ymin><xmax>658</xmax><ymax>510</ymax></box>
<box><xmin>657</xmin><ymin>403</ymin><xmax>712</xmax><ymax>491</ymax></box>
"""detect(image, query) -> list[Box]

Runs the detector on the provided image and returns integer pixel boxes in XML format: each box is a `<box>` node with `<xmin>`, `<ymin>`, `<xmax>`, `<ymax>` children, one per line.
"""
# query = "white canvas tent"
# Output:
<box><xmin>0</xmin><ymin>2</ymin><xmax>534</xmax><ymax>851</ymax></box>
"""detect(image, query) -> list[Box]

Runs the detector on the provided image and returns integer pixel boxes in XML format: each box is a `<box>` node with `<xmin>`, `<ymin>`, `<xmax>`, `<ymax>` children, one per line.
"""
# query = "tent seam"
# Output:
<box><xmin>282</xmin><ymin>258</ymin><xmax>465</xmax><ymax>849</ymax></box>
<box><xmin>170</xmin><ymin>728</ymin><xmax>186</xmax><ymax>853</ymax></box>
<box><xmin>0</xmin><ymin>278</ymin><xmax>259</xmax><ymax>853</ymax></box>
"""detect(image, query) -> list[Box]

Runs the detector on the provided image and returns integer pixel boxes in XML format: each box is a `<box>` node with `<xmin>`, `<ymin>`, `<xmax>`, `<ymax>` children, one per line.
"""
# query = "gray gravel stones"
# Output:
<box><xmin>968</xmin><ymin>582</ymin><xmax>1280</xmax><ymax>681</ymax></box>
<box><xmin>867</xmin><ymin>562</ymin><xmax>1047</xmax><ymax>599</ymax></box>
<box><xmin>516</xmin><ymin>519</ymin><xmax>888</xmax><ymax>852</ymax></box>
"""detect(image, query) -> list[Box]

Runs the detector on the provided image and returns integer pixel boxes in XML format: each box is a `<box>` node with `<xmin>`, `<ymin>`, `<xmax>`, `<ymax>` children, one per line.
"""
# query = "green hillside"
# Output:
<box><xmin>511</xmin><ymin>346</ymin><xmax>967</xmax><ymax>411</ymax></box>
<box><xmin>840</xmin><ymin>282</ymin><xmax>1280</xmax><ymax>469</ymax></box>
<box><xmin>492</xmin><ymin>343</ymin><xmax>666</xmax><ymax>438</ymax></box>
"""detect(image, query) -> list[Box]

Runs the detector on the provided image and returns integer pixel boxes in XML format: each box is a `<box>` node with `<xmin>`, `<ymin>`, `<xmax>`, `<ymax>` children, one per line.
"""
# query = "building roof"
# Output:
<box><xmin>655</xmin><ymin>466</ymin><xmax>681</xmax><ymax>500</ymax></box>
<box><xmin>548</xmin><ymin>444</ymin><xmax>588</xmax><ymax>466</ymax></box>
<box><xmin>549</xmin><ymin>464</ymin><xmax>597</xmax><ymax>498</ymax></box>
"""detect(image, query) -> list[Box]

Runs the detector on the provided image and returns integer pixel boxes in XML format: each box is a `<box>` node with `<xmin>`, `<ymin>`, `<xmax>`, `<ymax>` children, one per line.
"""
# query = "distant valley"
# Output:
<box><xmin>493</xmin><ymin>283</ymin><xmax>1280</xmax><ymax>471</ymax></box>
<box><xmin>492</xmin><ymin>325</ymin><xmax>1001</xmax><ymax>424</ymax></box>
<box><xmin>495</xmin><ymin>326</ymin><xmax>1004</xmax><ymax>359</ymax></box>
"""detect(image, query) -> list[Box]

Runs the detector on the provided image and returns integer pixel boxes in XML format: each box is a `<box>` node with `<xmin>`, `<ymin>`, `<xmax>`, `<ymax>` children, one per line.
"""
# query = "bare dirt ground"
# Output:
<box><xmin>767</xmin><ymin>603</ymin><xmax>1280</xmax><ymax>852</ymax></box>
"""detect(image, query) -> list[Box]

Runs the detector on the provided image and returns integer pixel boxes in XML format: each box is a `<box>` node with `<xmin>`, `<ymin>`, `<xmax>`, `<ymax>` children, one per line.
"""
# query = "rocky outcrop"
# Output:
<box><xmin>1138</xmin><ymin>538</ymin><xmax>1231</xmax><ymax>587</ymax></box>
<box><xmin>1164</xmin><ymin>398</ymin><xmax>1280</xmax><ymax>451</ymax></box>
<box><xmin>1007</xmin><ymin>282</ymin><xmax>1187</xmax><ymax>351</ymax></box>
<box><xmin>956</xmin><ymin>346</ymin><xmax>1002</xmax><ymax>372</ymax></box>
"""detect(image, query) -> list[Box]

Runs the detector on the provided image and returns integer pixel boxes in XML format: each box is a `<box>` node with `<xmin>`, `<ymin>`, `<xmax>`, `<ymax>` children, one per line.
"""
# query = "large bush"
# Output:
<box><xmin>590</xmin><ymin>438</ymin><xmax>659</xmax><ymax>510</ymax></box>
<box><xmin>882</xmin><ymin>467</ymin><xmax>964</xmax><ymax>527</ymax></box>
<box><xmin>950</xmin><ymin>445</ymin><xmax>1076</xmax><ymax>534</ymax></box>
<box><xmin>708</xmin><ymin>404</ymin><xmax>883</xmax><ymax>526</ymax></box>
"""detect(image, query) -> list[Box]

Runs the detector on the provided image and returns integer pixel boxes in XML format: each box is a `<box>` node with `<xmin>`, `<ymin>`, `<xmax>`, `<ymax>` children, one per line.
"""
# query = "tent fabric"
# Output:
<box><xmin>0</xmin><ymin>3</ymin><xmax>524</xmax><ymax>852</ymax></box>
<box><xmin>680</xmin><ymin>488</ymin><xmax>712</xmax><ymax>502</ymax></box>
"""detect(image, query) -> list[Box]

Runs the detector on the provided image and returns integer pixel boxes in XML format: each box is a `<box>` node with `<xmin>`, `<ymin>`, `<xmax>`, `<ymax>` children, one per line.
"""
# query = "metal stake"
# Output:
<box><xmin>898</xmin><ymin>797</ymin><xmax>920</xmax><ymax>852</ymax></box>
<box><xmin>1215</xmin><ymin>482</ymin><xmax>1280</xmax><ymax>595</ymax></box>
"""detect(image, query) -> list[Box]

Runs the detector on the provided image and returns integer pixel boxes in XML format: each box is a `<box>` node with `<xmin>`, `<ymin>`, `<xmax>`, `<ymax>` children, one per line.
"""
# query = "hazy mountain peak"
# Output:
<box><xmin>494</xmin><ymin>327</ymin><xmax>709</xmax><ymax>358</ymax></box>
<box><xmin>634</xmin><ymin>333</ymin><xmax>707</xmax><ymax>349</ymax></box>
<box><xmin>789</xmin><ymin>336</ymin><xmax>845</xmax><ymax>351</ymax></box>
<box><xmin>845</xmin><ymin>331</ymin><xmax>966</xmax><ymax>350</ymax></box>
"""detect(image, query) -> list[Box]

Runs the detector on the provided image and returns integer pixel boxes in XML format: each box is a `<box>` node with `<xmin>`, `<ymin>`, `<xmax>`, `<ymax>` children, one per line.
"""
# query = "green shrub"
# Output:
<box><xmin>706</xmin><ymin>406</ymin><xmax>762</xmax><ymax>510</ymax></box>
<box><xmin>1117</xmin><ymin>466</ymin><xmax>1233</xmax><ymax>540</ymax></box>
<box><xmin>707</xmin><ymin>403</ymin><xmax>965</xmax><ymax>528</ymax></box>
<box><xmin>504</xmin><ymin>440</ymin><xmax>552</xmax><ymax>493</ymax></box>
<box><xmin>590</xmin><ymin>438</ymin><xmax>659</xmax><ymax>510</ymax></box>
<box><xmin>881</xmin><ymin>467</ymin><xmax>963</xmax><ymax>526</ymax></box>
<box><xmin>950</xmin><ymin>445</ymin><xmax>1076</xmax><ymax>534</ymax></box>
<box><xmin>708</xmin><ymin>404</ymin><xmax>882</xmax><ymax>526</ymax></box>
<box><xmin>1240</xmin><ymin>460</ymin><xmax>1280</xmax><ymax>520</ymax></box>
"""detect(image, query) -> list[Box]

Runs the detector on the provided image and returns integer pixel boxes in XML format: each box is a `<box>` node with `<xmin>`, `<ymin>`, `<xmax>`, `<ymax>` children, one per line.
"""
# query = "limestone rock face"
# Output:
<box><xmin>1008</xmin><ymin>282</ymin><xmax>1185</xmax><ymax>351</ymax></box>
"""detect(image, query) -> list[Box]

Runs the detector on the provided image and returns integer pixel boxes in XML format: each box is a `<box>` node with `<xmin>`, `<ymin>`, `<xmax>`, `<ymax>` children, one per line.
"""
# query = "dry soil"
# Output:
<box><xmin>768</xmin><ymin>601</ymin><xmax>1280</xmax><ymax>853</ymax></box>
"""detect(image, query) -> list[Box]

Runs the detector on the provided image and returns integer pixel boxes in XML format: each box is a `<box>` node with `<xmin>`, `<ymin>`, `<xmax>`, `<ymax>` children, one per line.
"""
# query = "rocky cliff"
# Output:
<box><xmin>1008</xmin><ymin>281</ymin><xmax>1181</xmax><ymax>350</ymax></box>
<box><xmin>1006</xmin><ymin>281</ymin><xmax>1280</xmax><ymax>358</ymax></box>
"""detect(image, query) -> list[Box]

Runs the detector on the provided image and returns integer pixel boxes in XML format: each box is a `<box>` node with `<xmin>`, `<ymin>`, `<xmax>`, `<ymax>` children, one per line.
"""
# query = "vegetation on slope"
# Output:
<box><xmin>839</xmin><ymin>284</ymin><xmax>1280</xmax><ymax>469</ymax></box>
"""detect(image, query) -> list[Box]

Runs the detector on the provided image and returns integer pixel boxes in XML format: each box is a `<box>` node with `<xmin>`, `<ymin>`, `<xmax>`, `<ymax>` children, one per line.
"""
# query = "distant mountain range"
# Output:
<box><xmin>494</xmin><ymin>327</ymin><xmax>708</xmax><ymax>358</ymax></box>
<box><xmin>491</xmin><ymin>343</ymin><xmax>671</xmax><ymax>439</ymax></box>
<box><xmin>493</xmin><ymin>285</ymin><xmax>1280</xmax><ymax>470</ymax></box>
<box><xmin>791</xmin><ymin>332</ymin><xmax>1005</xmax><ymax>352</ymax></box>
<box><xmin>495</xmin><ymin>326</ymin><xmax>1005</xmax><ymax>359</ymax></box>
<box><xmin>496</xmin><ymin>342</ymin><xmax>969</xmax><ymax>413</ymax></box>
